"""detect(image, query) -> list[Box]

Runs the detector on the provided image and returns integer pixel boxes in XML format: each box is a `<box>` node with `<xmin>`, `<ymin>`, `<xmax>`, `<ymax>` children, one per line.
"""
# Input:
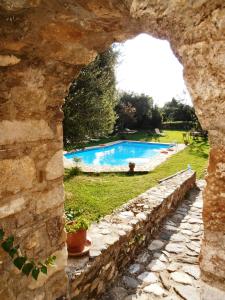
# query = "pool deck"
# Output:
<box><xmin>63</xmin><ymin>140</ymin><xmax>186</xmax><ymax>173</ymax></box>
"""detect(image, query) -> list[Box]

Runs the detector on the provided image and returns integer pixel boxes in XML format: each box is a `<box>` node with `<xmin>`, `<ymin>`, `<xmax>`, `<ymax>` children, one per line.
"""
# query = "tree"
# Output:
<box><xmin>151</xmin><ymin>105</ymin><xmax>162</xmax><ymax>129</ymax></box>
<box><xmin>116</xmin><ymin>102</ymin><xmax>136</xmax><ymax>130</ymax></box>
<box><xmin>162</xmin><ymin>98</ymin><xmax>195</xmax><ymax>122</ymax></box>
<box><xmin>63</xmin><ymin>48</ymin><xmax>118</xmax><ymax>147</ymax></box>
<box><xmin>116</xmin><ymin>92</ymin><xmax>162</xmax><ymax>130</ymax></box>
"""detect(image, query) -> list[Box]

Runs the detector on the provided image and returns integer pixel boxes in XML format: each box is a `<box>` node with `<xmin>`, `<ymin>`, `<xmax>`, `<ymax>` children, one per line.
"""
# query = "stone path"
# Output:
<box><xmin>101</xmin><ymin>180</ymin><xmax>205</xmax><ymax>300</ymax></box>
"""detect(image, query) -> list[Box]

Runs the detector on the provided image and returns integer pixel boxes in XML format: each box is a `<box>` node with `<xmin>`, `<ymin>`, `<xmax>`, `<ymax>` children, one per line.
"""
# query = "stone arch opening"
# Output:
<box><xmin>0</xmin><ymin>1</ymin><xmax>224</xmax><ymax>299</ymax></box>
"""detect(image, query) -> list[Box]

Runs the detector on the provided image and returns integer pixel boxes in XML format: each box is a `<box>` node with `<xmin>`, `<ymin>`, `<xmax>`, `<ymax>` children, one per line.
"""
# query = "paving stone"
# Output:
<box><xmin>123</xmin><ymin>276</ymin><xmax>139</xmax><ymax>289</ymax></box>
<box><xmin>180</xmin><ymin>223</ymin><xmax>192</xmax><ymax>230</ymax></box>
<box><xmin>164</xmin><ymin>294</ymin><xmax>180</xmax><ymax>300</ymax></box>
<box><xmin>159</xmin><ymin>270</ymin><xmax>171</xmax><ymax>290</ymax></box>
<box><xmin>107</xmin><ymin>287</ymin><xmax>129</xmax><ymax>300</ymax></box>
<box><xmin>147</xmin><ymin>259</ymin><xmax>167</xmax><ymax>272</ymax></box>
<box><xmin>136</xmin><ymin>252</ymin><xmax>150</xmax><ymax>264</ymax></box>
<box><xmin>148</xmin><ymin>240</ymin><xmax>164</xmax><ymax>251</ymax></box>
<box><xmin>170</xmin><ymin>271</ymin><xmax>192</xmax><ymax>284</ymax></box>
<box><xmin>129</xmin><ymin>264</ymin><xmax>143</xmax><ymax>275</ymax></box>
<box><xmin>174</xmin><ymin>285</ymin><xmax>200</xmax><ymax>300</ymax></box>
<box><xmin>137</xmin><ymin>272</ymin><xmax>158</xmax><ymax>284</ymax></box>
<box><xmin>186</xmin><ymin>243</ymin><xmax>200</xmax><ymax>253</ymax></box>
<box><xmin>193</xmin><ymin>202</ymin><xmax>203</xmax><ymax>209</ymax></box>
<box><xmin>165</xmin><ymin>243</ymin><xmax>186</xmax><ymax>253</ymax></box>
<box><xmin>182</xmin><ymin>265</ymin><xmax>200</xmax><ymax>279</ymax></box>
<box><xmin>164</xmin><ymin>225</ymin><xmax>178</xmax><ymax>232</ymax></box>
<box><xmin>164</xmin><ymin>220</ymin><xmax>177</xmax><ymax>226</ymax></box>
<box><xmin>177</xmin><ymin>256</ymin><xmax>199</xmax><ymax>264</ymax></box>
<box><xmin>162</xmin><ymin>250</ymin><xmax>171</xmax><ymax>258</ymax></box>
<box><xmin>177</xmin><ymin>208</ymin><xmax>188</xmax><ymax>214</ymax></box>
<box><xmin>189</xmin><ymin>218</ymin><xmax>203</xmax><ymax>224</ymax></box>
<box><xmin>181</xmin><ymin>229</ymin><xmax>193</xmax><ymax>236</ymax></box>
<box><xmin>170</xmin><ymin>233</ymin><xmax>186</xmax><ymax>242</ymax></box>
<box><xmin>124</xmin><ymin>294</ymin><xmax>150</xmax><ymax>300</ymax></box>
<box><xmin>153</xmin><ymin>252</ymin><xmax>168</xmax><ymax>262</ymax></box>
<box><xmin>159</xmin><ymin>231</ymin><xmax>171</xmax><ymax>241</ymax></box>
<box><xmin>186</xmin><ymin>250</ymin><xmax>199</xmax><ymax>257</ymax></box>
<box><xmin>192</xmin><ymin>225</ymin><xmax>201</xmax><ymax>233</ymax></box>
<box><xmin>167</xmin><ymin>262</ymin><xmax>181</xmax><ymax>272</ymax></box>
<box><xmin>143</xmin><ymin>283</ymin><xmax>167</xmax><ymax>296</ymax></box>
<box><xmin>171</xmin><ymin>214</ymin><xmax>185</xmax><ymax>223</ymax></box>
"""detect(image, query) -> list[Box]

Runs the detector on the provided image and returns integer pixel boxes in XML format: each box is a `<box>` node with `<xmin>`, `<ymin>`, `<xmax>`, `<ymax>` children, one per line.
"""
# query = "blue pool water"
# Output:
<box><xmin>64</xmin><ymin>141</ymin><xmax>173</xmax><ymax>167</ymax></box>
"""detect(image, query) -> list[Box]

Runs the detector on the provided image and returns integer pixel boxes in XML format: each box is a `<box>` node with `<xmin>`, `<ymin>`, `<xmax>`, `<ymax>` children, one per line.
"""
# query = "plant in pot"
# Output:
<box><xmin>65</xmin><ymin>216</ymin><xmax>89</xmax><ymax>253</ymax></box>
<box><xmin>128</xmin><ymin>162</ymin><xmax>135</xmax><ymax>174</ymax></box>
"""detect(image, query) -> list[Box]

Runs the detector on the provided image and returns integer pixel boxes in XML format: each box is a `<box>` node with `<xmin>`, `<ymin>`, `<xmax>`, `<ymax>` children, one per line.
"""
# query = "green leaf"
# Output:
<box><xmin>32</xmin><ymin>267</ymin><xmax>40</xmax><ymax>280</ymax></box>
<box><xmin>13</xmin><ymin>256</ymin><xmax>27</xmax><ymax>270</ymax></box>
<box><xmin>8</xmin><ymin>245</ymin><xmax>19</xmax><ymax>258</ymax></box>
<box><xmin>1</xmin><ymin>235</ymin><xmax>14</xmax><ymax>252</ymax></box>
<box><xmin>45</xmin><ymin>255</ymin><xmax>56</xmax><ymax>266</ymax></box>
<box><xmin>0</xmin><ymin>229</ymin><xmax>4</xmax><ymax>241</ymax></box>
<box><xmin>22</xmin><ymin>262</ymin><xmax>34</xmax><ymax>276</ymax></box>
<box><xmin>40</xmin><ymin>265</ymin><xmax>47</xmax><ymax>274</ymax></box>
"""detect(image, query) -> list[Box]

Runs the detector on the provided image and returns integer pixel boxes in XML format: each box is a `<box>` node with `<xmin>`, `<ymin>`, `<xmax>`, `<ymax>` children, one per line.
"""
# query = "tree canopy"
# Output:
<box><xmin>63</xmin><ymin>47</ymin><xmax>118</xmax><ymax>147</ymax></box>
<box><xmin>162</xmin><ymin>98</ymin><xmax>195</xmax><ymax>122</ymax></box>
<box><xmin>116</xmin><ymin>92</ymin><xmax>162</xmax><ymax>130</ymax></box>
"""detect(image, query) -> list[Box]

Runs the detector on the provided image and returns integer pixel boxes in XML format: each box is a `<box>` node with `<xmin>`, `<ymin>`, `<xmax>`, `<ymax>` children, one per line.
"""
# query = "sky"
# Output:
<box><xmin>115</xmin><ymin>33</ymin><xmax>192</xmax><ymax>107</ymax></box>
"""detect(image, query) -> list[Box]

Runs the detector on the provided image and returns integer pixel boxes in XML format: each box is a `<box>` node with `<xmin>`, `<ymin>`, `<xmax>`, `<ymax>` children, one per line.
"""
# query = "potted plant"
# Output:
<box><xmin>129</xmin><ymin>162</ymin><xmax>135</xmax><ymax>173</ymax></box>
<box><xmin>65</xmin><ymin>216</ymin><xmax>89</xmax><ymax>253</ymax></box>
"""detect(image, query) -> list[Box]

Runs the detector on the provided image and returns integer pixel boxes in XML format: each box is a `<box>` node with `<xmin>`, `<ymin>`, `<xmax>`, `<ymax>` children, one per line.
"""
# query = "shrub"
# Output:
<box><xmin>65</xmin><ymin>217</ymin><xmax>89</xmax><ymax>233</ymax></box>
<box><xmin>68</xmin><ymin>166</ymin><xmax>81</xmax><ymax>177</ymax></box>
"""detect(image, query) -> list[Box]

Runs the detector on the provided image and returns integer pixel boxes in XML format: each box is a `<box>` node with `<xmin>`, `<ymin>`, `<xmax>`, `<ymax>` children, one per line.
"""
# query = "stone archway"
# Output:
<box><xmin>0</xmin><ymin>1</ymin><xmax>224</xmax><ymax>299</ymax></box>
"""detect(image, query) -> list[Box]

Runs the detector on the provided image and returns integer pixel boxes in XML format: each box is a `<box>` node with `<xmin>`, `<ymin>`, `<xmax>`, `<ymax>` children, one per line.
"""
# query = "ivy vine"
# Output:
<box><xmin>0</xmin><ymin>228</ymin><xmax>56</xmax><ymax>280</ymax></box>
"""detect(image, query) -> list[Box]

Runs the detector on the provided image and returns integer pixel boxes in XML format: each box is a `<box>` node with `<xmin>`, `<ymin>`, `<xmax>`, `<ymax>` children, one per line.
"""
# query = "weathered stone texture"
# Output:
<box><xmin>67</xmin><ymin>171</ymin><xmax>196</xmax><ymax>299</ymax></box>
<box><xmin>200</xmin><ymin>146</ymin><xmax>225</xmax><ymax>291</ymax></box>
<box><xmin>0</xmin><ymin>156</ymin><xmax>35</xmax><ymax>196</ymax></box>
<box><xmin>0</xmin><ymin>0</ymin><xmax>225</xmax><ymax>298</ymax></box>
<box><xmin>0</xmin><ymin>120</ymin><xmax>54</xmax><ymax>145</ymax></box>
<box><xmin>46</xmin><ymin>150</ymin><xmax>64</xmax><ymax>180</ymax></box>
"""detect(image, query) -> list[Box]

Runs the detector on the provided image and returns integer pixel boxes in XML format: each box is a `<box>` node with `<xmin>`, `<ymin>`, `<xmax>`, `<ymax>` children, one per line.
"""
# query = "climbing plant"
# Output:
<box><xmin>0</xmin><ymin>228</ymin><xmax>56</xmax><ymax>280</ymax></box>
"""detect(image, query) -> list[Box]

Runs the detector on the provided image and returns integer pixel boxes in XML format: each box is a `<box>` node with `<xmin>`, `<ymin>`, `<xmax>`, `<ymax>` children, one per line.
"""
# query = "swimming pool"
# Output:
<box><xmin>64</xmin><ymin>141</ymin><xmax>173</xmax><ymax>167</ymax></box>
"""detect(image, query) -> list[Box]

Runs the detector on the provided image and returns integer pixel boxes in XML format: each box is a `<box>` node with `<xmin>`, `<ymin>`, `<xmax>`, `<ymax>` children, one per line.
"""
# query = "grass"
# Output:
<box><xmin>82</xmin><ymin>130</ymin><xmax>186</xmax><ymax>147</ymax></box>
<box><xmin>64</xmin><ymin>131</ymin><xmax>209</xmax><ymax>222</ymax></box>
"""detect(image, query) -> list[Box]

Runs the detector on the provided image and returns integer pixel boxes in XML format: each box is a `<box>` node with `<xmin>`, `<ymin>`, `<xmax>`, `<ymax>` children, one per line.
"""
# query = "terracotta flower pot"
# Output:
<box><xmin>129</xmin><ymin>162</ymin><xmax>135</xmax><ymax>172</ymax></box>
<box><xmin>66</xmin><ymin>223</ymin><xmax>87</xmax><ymax>253</ymax></box>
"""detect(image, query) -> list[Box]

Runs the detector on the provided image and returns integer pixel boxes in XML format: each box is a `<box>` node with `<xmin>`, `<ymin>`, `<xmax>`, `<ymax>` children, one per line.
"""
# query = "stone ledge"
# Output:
<box><xmin>66</xmin><ymin>170</ymin><xmax>196</xmax><ymax>299</ymax></box>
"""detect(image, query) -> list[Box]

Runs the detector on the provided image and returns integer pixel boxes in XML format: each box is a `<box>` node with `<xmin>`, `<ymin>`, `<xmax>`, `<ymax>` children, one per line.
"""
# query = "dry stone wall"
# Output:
<box><xmin>0</xmin><ymin>0</ymin><xmax>225</xmax><ymax>299</ymax></box>
<box><xmin>67</xmin><ymin>170</ymin><xmax>196</xmax><ymax>300</ymax></box>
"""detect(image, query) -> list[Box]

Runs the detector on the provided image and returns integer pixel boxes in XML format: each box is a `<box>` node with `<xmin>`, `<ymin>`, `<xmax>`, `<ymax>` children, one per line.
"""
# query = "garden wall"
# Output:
<box><xmin>67</xmin><ymin>170</ymin><xmax>196</xmax><ymax>299</ymax></box>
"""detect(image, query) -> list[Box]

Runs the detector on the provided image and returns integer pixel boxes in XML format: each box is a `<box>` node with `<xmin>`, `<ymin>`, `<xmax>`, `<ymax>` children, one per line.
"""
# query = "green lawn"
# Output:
<box><xmin>64</xmin><ymin>131</ymin><xmax>209</xmax><ymax>222</ymax></box>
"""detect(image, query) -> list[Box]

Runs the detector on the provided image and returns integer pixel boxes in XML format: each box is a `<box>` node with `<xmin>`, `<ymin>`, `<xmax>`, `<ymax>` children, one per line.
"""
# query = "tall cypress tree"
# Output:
<box><xmin>63</xmin><ymin>47</ymin><xmax>118</xmax><ymax>147</ymax></box>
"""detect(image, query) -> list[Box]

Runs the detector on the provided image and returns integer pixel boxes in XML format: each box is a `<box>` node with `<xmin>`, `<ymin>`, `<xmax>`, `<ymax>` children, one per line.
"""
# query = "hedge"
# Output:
<box><xmin>162</xmin><ymin>121</ymin><xmax>196</xmax><ymax>130</ymax></box>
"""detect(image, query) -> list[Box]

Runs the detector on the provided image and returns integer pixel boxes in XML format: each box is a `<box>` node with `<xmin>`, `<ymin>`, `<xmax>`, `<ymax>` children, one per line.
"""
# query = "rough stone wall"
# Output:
<box><xmin>0</xmin><ymin>0</ymin><xmax>225</xmax><ymax>299</ymax></box>
<box><xmin>0</xmin><ymin>60</ymin><xmax>71</xmax><ymax>299</ymax></box>
<box><xmin>68</xmin><ymin>170</ymin><xmax>196</xmax><ymax>299</ymax></box>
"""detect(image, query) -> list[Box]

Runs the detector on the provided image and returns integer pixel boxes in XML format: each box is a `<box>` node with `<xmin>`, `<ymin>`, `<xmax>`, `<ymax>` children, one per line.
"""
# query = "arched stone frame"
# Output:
<box><xmin>0</xmin><ymin>1</ymin><xmax>224</xmax><ymax>299</ymax></box>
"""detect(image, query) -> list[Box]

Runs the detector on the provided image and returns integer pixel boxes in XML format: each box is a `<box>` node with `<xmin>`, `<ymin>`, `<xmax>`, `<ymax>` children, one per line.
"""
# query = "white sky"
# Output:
<box><xmin>115</xmin><ymin>33</ymin><xmax>192</xmax><ymax>107</ymax></box>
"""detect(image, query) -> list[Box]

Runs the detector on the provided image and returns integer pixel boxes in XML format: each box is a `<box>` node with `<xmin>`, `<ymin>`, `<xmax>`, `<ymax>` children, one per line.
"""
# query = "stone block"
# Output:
<box><xmin>0</xmin><ymin>120</ymin><xmax>54</xmax><ymax>145</ymax></box>
<box><xmin>45</xmin><ymin>150</ymin><xmax>64</xmax><ymax>180</ymax></box>
<box><xmin>28</xmin><ymin>246</ymin><xmax>68</xmax><ymax>290</ymax></box>
<box><xmin>36</xmin><ymin>186</ymin><xmax>64</xmax><ymax>214</ymax></box>
<box><xmin>0</xmin><ymin>156</ymin><xmax>35</xmax><ymax>196</ymax></box>
<box><xmin>0</xmin><ymin>196</ymin><xmax>27</xmax><ymax>219</ymax></box>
